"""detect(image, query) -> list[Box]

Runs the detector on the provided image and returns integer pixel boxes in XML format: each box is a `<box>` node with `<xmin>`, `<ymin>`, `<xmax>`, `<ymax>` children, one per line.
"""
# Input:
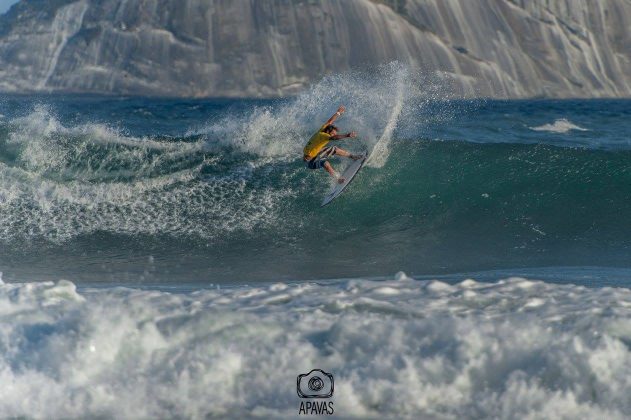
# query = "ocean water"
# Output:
<box><xmin>1</xmin><ymin>66</ymin><xmax>631</xmax><ymax>417</ymax></box>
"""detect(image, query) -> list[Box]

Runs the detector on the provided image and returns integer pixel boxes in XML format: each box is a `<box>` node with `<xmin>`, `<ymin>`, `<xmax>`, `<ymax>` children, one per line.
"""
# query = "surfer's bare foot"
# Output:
<box><xmin>338</xmin><ymin>177</ymin><xmax>345</xmax><ymax>184</ymax></box>
<box><xmin>350</xmin><ymin>154</ymin><xmax>362</xmax><ymax>161</ymax></box>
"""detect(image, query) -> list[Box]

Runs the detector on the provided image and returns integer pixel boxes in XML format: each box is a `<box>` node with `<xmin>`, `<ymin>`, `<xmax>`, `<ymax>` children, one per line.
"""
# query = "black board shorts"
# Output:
<box><xmin>306</xmin><ymin>146</ymin><xmax>337</xmax><ymax>170</ymax></box>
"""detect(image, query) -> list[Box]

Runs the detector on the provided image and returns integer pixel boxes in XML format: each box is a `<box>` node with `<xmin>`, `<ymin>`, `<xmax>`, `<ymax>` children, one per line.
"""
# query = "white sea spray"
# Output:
<box><xmin>0</xmin><ymin>274</ymin><xmax>630</xmax><ymax>418</ymax></box>
<box><xmin>530</xmin><ymin>118</ymin><xmax>588</xmax><ymax>133</ymax></box>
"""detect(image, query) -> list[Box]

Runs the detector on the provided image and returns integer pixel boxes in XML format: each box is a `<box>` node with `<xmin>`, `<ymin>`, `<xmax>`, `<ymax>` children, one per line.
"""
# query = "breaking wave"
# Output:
<box><xmin>530</xmin><ymin>118</ymin><xmax>588</xmax><ymax>133</ymax></box>
<box><xmin>1</xmin><ymin>273</ymin><xmax>630</xmax><ymax>418</ymax></box>
<box><xmin>0</xmin><ymin>63</ymin><xmax>445</xmax><ymax>243</ymax></box>
<box><xmin>0</xmin><ymin>67</ymin><xmax>630</xmax><ymax>280</ymax></box>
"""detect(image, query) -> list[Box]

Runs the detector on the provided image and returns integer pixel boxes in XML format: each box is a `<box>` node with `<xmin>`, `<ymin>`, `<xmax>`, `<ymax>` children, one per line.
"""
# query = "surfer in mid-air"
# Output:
<box><xmin>303</xmin><ymin>105</ymin><xmax>362</xmax><ymax>184</ymax></box>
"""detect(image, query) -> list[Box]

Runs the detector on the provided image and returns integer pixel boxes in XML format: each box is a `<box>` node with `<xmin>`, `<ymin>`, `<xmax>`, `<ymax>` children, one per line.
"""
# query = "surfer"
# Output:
<box><xmin>303</xmin><ymin>105</ymin><xmax>362</xmax><ymax>183</ymax></box>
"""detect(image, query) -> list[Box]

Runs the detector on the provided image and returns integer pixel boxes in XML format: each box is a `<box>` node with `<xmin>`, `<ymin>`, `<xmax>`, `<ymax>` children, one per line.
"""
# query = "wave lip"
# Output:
<box><xmin>1</xmin><ymin>273</ymin><xmax>630</xmax><ymax>418</ymax></box>
<box><xmin>529</xmin><ymin>118</ymin><xmax>588</xmax><ymax>133</ymax></box>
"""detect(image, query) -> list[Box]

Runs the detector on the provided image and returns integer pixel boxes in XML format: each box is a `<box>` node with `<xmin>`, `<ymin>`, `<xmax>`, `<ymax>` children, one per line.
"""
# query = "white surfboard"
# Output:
<box><xmin>321</xmin><ymin>154</ymin><xmax>367</xmax><ymax>207</ymax></box>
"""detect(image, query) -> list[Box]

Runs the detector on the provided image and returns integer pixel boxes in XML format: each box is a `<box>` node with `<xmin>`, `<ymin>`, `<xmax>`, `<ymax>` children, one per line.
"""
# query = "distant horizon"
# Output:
<box><xmin>0</xmin><ymin>0</ymin><xmax>18</xmax><ymax>14</ymax></box>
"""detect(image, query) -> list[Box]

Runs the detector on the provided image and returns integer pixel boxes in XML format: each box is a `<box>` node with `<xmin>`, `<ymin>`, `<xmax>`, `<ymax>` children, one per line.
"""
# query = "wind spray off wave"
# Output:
<box><xmin>0</xmin><ymin>64</ymin><xmax>435</xmax><ymax>243</ymax></box>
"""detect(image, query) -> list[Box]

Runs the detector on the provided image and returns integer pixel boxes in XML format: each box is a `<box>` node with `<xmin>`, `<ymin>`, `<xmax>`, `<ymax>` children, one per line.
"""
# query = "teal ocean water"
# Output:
<box><xmin>2</xmin><ymin>68</ymin><xmax>631</xmax><ymax>417</ymax></box>
<box><xmin>0</xmin><ymin>82</ymin><xmax>630</xmax><ymax>284</ymax></box>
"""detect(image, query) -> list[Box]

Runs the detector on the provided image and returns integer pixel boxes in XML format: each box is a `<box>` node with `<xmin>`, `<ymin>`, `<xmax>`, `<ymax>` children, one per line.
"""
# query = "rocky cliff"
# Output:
<box><xmin>0</xmin><ymin>0</ymin><xmax>630</xmax><ymax>98</ymax></box>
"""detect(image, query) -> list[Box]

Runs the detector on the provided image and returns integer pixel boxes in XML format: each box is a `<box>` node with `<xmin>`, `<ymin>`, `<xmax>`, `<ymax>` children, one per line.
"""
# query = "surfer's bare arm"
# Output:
<box><xmin>324</xmin><ymin>105</ymin><xmax>345</xmax><ymax>126</ymax></box>
<box><xmin>330</xmin><ymin>131</ymin><xmax>357</xmax><ymax>140</ymax></box>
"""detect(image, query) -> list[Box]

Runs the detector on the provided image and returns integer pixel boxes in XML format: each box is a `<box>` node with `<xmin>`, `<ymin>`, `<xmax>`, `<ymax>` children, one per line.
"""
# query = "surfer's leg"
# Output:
<box><xmin>323</xmin><ymin>162</ymin><xmax>345</xmax><ymax>184</ymax></box>
<box><xmin>323</xmin><ymin>161</ymin><xmax>336</xmax><ymax>177</ymax></box>
<box><xmin>335</xmin><ymin>147</ymin><xmax>362</xmax><ymax>160</ymax></box>
<box><xmin>335</xmin><ymin>147</ymin><xmax>351</xmax><ymax>157</ymax></box>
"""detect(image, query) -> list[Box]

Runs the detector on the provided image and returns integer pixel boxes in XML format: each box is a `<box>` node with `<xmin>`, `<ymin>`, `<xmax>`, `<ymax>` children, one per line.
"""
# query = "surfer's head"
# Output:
<box><xmin>324</xmin><ymin>125</ymin><xmax>338</xmax><ymax>135</ymax></box>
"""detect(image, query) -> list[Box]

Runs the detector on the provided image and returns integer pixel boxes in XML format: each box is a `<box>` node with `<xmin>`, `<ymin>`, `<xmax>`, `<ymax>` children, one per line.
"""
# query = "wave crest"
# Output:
<box><xmin>0</xmin><ymin>106</ymin><xmax>290</xmax><ymax>242</ymax></box>
<box><xmin>530</xmin><ymin>118</ymin><xmax>588</xmax><ymax>133</ymax></box>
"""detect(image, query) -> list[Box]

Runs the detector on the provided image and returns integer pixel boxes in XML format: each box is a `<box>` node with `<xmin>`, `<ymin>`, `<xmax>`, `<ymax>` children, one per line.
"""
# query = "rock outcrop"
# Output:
<box><xmin>0</xmin><ymin>0</ymin><xmax>630</xmax><ymax>98</ymax></box>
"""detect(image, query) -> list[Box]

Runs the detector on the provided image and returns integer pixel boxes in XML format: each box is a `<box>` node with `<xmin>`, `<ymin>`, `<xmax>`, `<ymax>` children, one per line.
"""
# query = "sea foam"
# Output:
<box><xmin>0</xmin><ymin>106</ymin><xmax>290</xmax><ymax>242</ymax></box>
<box><xmin>0</xmin><ymin>274</ymin><xmax>630</xmax><ymax>418</ymax></box>
<box><xmin>530</xmin><ymin>118</ymin><xmax>588</xmax><ymax>133</ymax></box>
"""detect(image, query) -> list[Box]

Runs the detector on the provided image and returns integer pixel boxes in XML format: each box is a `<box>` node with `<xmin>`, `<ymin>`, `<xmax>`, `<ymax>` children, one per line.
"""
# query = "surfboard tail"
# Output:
<box><xmin>321</xmin><ymin>154</ymin><xmax>367</xmax><ymax>206</ymax></box>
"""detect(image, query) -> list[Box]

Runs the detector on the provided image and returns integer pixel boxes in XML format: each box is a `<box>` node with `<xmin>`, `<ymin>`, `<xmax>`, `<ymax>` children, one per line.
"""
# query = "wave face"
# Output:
<box><xmin>1</xmin><ymin>68</ymin><xmax>631</xmax><ymax>282</ymax></box>
<box><xmin>1</xmin><ymin>274</ymin><xmax>631</xmax><ymax>418</ymax></box>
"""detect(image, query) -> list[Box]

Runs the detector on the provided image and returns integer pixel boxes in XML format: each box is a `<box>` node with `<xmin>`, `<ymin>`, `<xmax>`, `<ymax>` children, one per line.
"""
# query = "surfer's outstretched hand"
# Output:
<box><xmin>337</xmin><ymin>105</ymin><xmax>346</xmax><ymax>114</ymax></box>
<box><xmin>348</xmin><ymin>131</ymin><xmax>357</xmax><ymax>138</ymax></box>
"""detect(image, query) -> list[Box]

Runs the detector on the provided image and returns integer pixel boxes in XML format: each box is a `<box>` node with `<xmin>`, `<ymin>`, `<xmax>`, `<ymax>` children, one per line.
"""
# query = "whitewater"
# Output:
<box><xmin>2</xmin><ymin>273</ymin><xmax>631</xmax><ymax>418</ymax></box>
<box><xmin>2</xmin><ymin>65</ymin><xmax>631</xmax><ymax>417</ymax></box>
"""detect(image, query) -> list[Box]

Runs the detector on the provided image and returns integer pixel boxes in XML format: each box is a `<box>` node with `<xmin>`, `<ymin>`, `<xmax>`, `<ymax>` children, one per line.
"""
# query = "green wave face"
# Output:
<box><xmin>260</xmin><ymin>140</ymin><xmax>631</xmax><ymax>278</ymax></box>
<box><xmin>1</xmin><ymin>123</ymin><xmax>630</xmax><ymax>282</ymax></box>
<box><xmin>0</xmin><ymin>89</ymin><xmax>630</xmax><ymax>282</ymax></box>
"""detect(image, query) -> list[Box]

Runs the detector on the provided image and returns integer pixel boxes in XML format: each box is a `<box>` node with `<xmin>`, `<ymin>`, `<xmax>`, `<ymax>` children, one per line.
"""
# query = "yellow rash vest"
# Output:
<box><xmin>303</xmin><ymin>124</ymin><xmax>331</xmax><ymax>159</ymax></box>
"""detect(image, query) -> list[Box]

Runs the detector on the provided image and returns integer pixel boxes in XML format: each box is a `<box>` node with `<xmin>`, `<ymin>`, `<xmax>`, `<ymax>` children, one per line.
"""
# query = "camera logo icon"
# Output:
<box><xmin>297</xmin><ymin>369</ymin><xmax>334</xmax><ymax>398</ymax></box>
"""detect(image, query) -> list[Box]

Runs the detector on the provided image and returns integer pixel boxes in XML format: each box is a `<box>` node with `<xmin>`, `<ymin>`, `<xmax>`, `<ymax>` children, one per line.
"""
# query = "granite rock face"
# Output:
<box><xmin>0</xmin><ymin>0</ymin><xmax>630</xmax><ymax>98</ymax></box>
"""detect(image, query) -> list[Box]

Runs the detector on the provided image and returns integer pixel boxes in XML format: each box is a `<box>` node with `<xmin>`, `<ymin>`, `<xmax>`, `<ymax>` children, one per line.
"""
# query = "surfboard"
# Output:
<box><xmin>321</xmin><ymin>154</ymin><xmax>367</xmax><ymax>207</ymax></box>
